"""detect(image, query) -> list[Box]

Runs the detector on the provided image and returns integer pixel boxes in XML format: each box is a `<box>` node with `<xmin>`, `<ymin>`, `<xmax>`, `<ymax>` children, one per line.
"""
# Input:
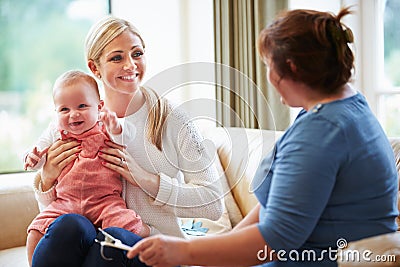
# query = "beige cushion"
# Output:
<box><xmin>0</xmin><ymin>246</ymin><xmax>28</xmax><ymax>267</ymax></box>
<box><xmin>202</xmin><ymin>127</ymin><xmax>283</xmax><ymax>217</ymax></box>
<box><xmin>337</xmin><ymin>232</ymin><xmax>400</xmax><ymax>267</ymax></box>
<box><xmin>212</xmin><ymin>150</ymin><xmax>243</xmax><ymax>227</ymax></box>
<box><xmin>182</xmin><ymin>209</ymin><xmax>232</xmax><ymax>238</ymax></box>
<box><xmin>389</xmin><ymin>138</ymin><xmax>400</xmax><ymax>230</ymax></box>
<box><xmin>0</xmin><ymin>172</ymin><xmax>39</xmax><ymax>250</ymax></box>
<box><xmin>182</xmin><ymin>145</ymin><xmax>238</xmax><ymax>236</ymax></box>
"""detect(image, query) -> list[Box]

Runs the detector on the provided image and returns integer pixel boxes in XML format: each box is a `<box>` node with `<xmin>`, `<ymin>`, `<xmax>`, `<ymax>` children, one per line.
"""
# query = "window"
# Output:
<box><xmin>376</xmin><ymin>0</ymin><xmax>400</xmax><ymax>136</ymax></box>
<box><xmin>111</xmin><ymin>0</ymin><xmax>215</xmax><ymax>129</ymax></box>
<box><xmin>0</xmin><ymin>0</ymin><xmax>109</xmax><ymax>173</ymax></box>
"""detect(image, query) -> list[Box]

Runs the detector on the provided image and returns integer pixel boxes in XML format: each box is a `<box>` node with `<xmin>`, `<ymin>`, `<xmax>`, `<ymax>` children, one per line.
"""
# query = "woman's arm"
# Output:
<box><xmin>30</xmin><ymin>122</ymin><xmax>81</xmax><ymax>207</ymax></box>
<box><xmin>151</xmin><ymin>114</ymin><xmax>223</xmax><ymax>219</ymax></box>
<box><xmin>232</xmin><ymin>203</ymin><xmax>260</xmax><ymax>231</ymax></box>
<box><xmin>127</xmin><ymin>224</ymin><xmax>270</xmax><ymax>267</ymax></box>
<box><xmin>99</xmin><ymin>111</ymin><xmax>224</xmax><ymax>220</ymax></box>
<box><xmin>98</xmin><ymin>140</ymin><xmax>160</xmax><ymax>196</ymax></box>
<box><xmin>40</xmin><ymin>138</ymin><xmax>81</xmax><ymax>190</ymax></box>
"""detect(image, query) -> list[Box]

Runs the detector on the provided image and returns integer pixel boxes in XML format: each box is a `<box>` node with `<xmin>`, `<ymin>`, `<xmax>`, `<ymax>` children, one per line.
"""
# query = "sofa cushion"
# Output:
<box><xmin>0</xmin><ymin>172</ymin><xmax>39</xmax><ymax>250</ymax></box>
<box><xmin>202</xmin><ymin>127</ymin><xmax>283</xmax><ymax>217</ymax></box>
<box><xmin>337</xmin><ymin>232</ymin><xmax>400</xmax><ymax>266</ymax></box>
<box><xmin>389</xmin><ymin>138</ymin><xmax>400</xmax><ymax>230</ymax></box>
<box><xmin>182</xmin><ymin>135</ymin><xmax>242</xmax><ymax>233</ymax></box>
<box><xmin>213</xmin><ymin>152</ymin><xmax>243</xmax><ymax>227</ymax></box>
<box><xmin>0</xmin><ymin>246</ymin><xmax>28</xmax><ymax>267</ymax></box>
<box><xmin>181</xmin><ymin>154</ymin><xmax>234</xmax><ymax>236</ymax></box>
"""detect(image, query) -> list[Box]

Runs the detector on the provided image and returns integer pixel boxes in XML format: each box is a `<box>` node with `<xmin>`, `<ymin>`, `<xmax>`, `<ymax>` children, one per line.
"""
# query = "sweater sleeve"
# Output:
<box><xmin>256</xmin><ymin>117</ymin><xmax>344</xmax><ymax>250</ymax></box>
<box><xmin>152</xmin><ymin>110</ymin><xmax>224</xmax><ymax>221</ymax></box>
<box><xmin>33</xmin><ymin>171</ymin><xmax>57</xmax><ymax>211</ymax></box>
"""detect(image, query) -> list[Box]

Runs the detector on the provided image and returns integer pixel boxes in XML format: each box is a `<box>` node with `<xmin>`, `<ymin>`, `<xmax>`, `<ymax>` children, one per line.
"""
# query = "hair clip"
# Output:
<box><xmin>343</xmin><ymin>28</ymin><xmax>354</xmax><ymax>43</ymax></box>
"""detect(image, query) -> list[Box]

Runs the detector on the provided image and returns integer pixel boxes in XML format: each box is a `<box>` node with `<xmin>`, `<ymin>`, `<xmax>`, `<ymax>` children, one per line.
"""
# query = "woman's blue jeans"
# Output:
<box><xmin>31</xmin><ymin>214</ymin><xmax>148</xmax><ymax>267</ymax></box>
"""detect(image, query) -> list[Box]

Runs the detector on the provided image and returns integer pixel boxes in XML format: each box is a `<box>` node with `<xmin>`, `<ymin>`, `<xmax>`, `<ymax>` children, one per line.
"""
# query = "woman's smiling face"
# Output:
<box><xmin>98</xmin><ymin>30</ymin><xmax>146</xmax><ymax>94</ymax></box>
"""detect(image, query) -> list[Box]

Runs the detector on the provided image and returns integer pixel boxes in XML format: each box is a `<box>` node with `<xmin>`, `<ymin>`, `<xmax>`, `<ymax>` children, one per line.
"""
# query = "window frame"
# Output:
<box><xmin>358</xmin><ymin>0</ymin><xmax>400</xmax><ymax>136</ymax></box>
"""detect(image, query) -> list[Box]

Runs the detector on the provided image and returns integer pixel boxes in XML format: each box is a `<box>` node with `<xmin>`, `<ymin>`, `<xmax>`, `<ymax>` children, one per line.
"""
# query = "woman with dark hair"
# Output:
<box><xmin>127</xmin><ymin>7</ymin><xmax>398</xmax><ymax>267</ymax></box>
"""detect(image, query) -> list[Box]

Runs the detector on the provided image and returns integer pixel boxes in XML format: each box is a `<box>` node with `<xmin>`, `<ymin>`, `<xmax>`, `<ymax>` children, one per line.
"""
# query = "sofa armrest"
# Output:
<box><xmin>0</xmin><ymin>172</ymin><xmax>39</xmax><ymax>250</ymax></box>
<box><xmin>202</xmin><ymin>127</ymin><xmax>283</xmax><ymax>217</ymax></box>
<box><xmin>389</xmin><ymin>138</ymin><xmax>400</xmax><ymax>230</ymax></box>
<box><xmin>337</xmin><ymin>232</ymin><xmax>400</xmax><ymax>266</ymax></box>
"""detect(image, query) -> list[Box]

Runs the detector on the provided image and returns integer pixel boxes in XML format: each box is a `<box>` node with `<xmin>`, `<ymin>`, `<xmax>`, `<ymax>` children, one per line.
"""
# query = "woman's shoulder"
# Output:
<box><xmin>164</xmin><ymin>102</ymin><xmax>204</xmax><ymax>140</ymax></box>
<box><xmin>166</xmin><ymin>102</ymin><xmax>192</xmax><ymax>127</ymax></box>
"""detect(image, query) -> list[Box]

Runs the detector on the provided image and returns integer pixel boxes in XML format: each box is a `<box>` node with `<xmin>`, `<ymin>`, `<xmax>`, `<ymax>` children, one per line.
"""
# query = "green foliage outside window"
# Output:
<box><xmin>381</xmin><ymin>0</ymin><xmax>400</xmax><ymax>137</ymax></box>
<box><xmin>0</xmin><ymin>0</ymin><xmax>107</xmax><ymax>172</ymax></box>
<box><xmin>384</xmin><ymin>0</ymin><xmax>400</xmax><ymax>87</ymax></box>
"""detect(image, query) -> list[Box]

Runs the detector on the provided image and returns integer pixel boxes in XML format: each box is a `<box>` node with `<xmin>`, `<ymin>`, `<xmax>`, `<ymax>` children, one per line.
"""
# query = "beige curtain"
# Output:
<box><xmin>214</xmin><ymin>0</ymin><xmax>290</xmax><ymax>130</ymax></box>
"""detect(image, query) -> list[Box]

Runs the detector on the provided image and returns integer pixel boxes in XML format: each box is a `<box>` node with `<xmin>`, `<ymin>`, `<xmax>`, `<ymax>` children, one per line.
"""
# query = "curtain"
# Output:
<box><xmin>214</xmin><ymin>0</ymin><xmax>290</xmax><ymax>130</ymax></box>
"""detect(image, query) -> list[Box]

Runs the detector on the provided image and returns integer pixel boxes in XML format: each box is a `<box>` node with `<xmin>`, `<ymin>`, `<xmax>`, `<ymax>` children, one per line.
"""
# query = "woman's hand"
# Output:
<box><xmin>99</xmin><ymin>140</ymin><xmax>160</xmax><ymax>197</ymax></box>
<box><xmin>127</xmin><ymin>235</ymin><xmax>188</xmax><ymax>267</ymax></box>
<box><xmin>41</xmin><ymin>139</ymin><xmax>81</xmax><ymax>191</ymax></box>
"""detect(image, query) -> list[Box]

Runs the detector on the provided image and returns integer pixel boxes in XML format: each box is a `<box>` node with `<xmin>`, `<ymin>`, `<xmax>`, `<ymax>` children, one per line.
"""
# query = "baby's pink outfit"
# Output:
<box><xmin>28</xmin><ymin>122</ymin><xmax>143</xmax><ymax>235</ymax></box>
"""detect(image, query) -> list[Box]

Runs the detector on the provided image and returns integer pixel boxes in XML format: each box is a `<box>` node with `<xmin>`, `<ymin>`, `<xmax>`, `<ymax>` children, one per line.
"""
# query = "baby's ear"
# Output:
<box><xmin>98</xmin><ymin>100</ymin><xmax>104</xmax><ymax>111</ymax></box>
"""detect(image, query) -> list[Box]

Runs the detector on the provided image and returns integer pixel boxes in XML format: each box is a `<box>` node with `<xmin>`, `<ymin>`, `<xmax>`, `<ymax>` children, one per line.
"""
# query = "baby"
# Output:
<box><xmin>24</xmin><ymin>70</ymin><xmax>148</xmax><ymax>265</ymax></box>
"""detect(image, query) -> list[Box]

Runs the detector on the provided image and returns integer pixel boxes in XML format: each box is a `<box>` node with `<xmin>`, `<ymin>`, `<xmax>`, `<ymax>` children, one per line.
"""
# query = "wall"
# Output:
<box><xmin>112</xmin><ymin>0</ymin><xmax>216</xmax><ymax>128</ymax></box>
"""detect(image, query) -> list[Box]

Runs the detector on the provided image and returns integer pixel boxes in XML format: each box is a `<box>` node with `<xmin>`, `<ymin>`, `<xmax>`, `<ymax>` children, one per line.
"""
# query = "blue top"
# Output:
<box><xmin>253</xmin><ymin>93</ymin><xmax>398</xmax><ymax>266</ymax></box>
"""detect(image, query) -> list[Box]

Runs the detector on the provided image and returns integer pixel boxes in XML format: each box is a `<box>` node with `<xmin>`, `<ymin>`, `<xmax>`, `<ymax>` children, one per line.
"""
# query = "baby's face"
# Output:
<box><xmin>53</xmin><ymin>82</ymin><xmax>101</xmax><ymax>135</ymax></box>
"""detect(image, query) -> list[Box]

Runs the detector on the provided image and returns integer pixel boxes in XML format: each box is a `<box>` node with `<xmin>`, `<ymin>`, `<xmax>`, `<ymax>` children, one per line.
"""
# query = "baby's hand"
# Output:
<box><xmin>99</xmin><ymin>107</ymin><xmax>122</xmax><ymax>135</ymax></box>
<box><xmin>24</xmin><ymin>147</ymin><xmax>49</xmax><ymax>170</ymax></box>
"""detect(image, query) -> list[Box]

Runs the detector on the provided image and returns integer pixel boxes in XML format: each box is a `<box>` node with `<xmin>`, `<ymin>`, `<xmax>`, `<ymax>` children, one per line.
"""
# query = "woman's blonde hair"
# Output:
<box><xmin>85</xmin><ymin>16</ymin><xmax>170</xmax><ymax>151</ymax></box>
<box><xmin>141</xmin><ymin>86</ymin><xmax>171</xmax><ymax>151</ymax></box>
<box><xmin>85</xmin><ymin>15</ymin><xmax>145</xmax><ymax>64</ymax></box>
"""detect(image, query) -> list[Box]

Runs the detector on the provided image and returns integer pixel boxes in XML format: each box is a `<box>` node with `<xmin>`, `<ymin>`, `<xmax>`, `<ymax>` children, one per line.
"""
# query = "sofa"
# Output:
<box><xmin>0</xmin><ymin>127</ymin><xmax>399</xmax><ymax>266</ymax></box>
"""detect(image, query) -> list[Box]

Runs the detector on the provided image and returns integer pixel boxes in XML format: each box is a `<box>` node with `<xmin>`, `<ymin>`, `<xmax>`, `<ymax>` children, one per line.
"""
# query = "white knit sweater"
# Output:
<box><xmin>34</xmin><ymin>102</ymin><xmax>224</xmax><ymax>238</ymax></box>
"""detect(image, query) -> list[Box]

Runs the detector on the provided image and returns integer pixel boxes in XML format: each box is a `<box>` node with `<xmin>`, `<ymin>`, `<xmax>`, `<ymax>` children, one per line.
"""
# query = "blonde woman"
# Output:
<box><xmin>31</xmin><ymin>16</ymin><xmax>223</xmax><ymax>267</ymax></box>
